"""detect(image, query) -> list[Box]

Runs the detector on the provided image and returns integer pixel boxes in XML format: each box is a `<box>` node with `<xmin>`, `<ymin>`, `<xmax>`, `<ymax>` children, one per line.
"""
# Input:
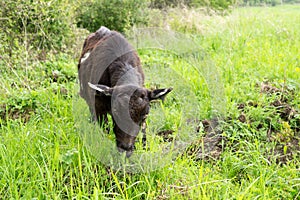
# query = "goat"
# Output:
<box><xmin>78</xmin><ymin>26</ymin><xmax>172</xmax><ymax>157</ymax></box>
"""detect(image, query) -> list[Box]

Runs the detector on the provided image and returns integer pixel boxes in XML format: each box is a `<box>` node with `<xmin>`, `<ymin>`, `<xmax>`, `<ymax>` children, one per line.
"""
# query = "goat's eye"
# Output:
<box><xmin>138</xmin><ymin>97</ymin><xmax>144</xmax><ymax>104</ymax></box>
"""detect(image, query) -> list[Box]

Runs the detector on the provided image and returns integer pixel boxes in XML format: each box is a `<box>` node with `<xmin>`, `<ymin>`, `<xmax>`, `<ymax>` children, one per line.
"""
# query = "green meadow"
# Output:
<box><xmin>0</xmin><ymin>5</ymin><xmax>299</xmax><ymax>199</ymax></box>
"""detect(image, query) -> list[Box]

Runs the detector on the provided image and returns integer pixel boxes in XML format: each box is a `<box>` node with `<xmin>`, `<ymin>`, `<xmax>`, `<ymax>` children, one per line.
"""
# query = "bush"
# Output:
<box><xmin>76</xmin><ymin>0</ymin><xmax>149</xmax><ymax>33</ymax></box>
<box><xmin>149</xmin><ymin>0</ymin><xmax>236</xmax><ymax>11</ymax></box>
<box><xmin>191</xmin><ymin>0</ymin><xmax>237</xmax><ymax>11</ymax></box>
<box><xmin>149</xmin><ymin>0</ymin><xmax>192</xmax><ymax>8</ymax></box>
<box><xmin>0</xmin><ymin>0</ymin><xmax>76</xmax><ymax>57</ymax></box>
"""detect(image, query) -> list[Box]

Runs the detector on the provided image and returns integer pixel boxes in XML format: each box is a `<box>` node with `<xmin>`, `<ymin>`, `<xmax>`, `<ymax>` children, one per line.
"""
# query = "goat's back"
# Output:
<box><xmin>78</xmin><ymin>27</ymin><xmax>144</xmax><ymax>114</ymax></box>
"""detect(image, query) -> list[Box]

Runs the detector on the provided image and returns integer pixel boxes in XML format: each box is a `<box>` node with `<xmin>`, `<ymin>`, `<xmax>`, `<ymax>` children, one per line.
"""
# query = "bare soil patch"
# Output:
<box><xmin>157</xmin><ymin>81</ymin><xmax>299</xmax><ymax>163</ymax></box>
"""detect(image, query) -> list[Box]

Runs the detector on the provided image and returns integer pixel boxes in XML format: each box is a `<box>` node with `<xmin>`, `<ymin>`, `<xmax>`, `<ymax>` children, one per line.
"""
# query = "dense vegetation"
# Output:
<box><xmin>0</xmin><ymin>1</ymin><xmax>299</xmax><ymax>199</ymax></box>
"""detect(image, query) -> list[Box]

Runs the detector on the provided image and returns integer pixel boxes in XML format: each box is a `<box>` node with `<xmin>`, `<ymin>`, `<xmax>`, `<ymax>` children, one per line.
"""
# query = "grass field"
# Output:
<box><xmin>0</xmin><ymin>5</ymin><xmax>300</xmax><ymax>199</ymax></box>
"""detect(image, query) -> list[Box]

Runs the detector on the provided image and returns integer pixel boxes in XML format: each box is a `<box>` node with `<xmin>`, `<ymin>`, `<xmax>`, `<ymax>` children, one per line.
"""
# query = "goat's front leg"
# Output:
<box><xmin>142</xmin><ymin>120</ymin><xmax>147</xmax><ymax>149</ymax></box>
<box><xmin>96</xmin><ymin>112</ymin><xmax>110</xmax><ymax>134</ymax></box>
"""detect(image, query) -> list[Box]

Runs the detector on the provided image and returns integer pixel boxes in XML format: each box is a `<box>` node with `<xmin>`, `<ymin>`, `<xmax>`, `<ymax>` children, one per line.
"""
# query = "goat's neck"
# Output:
<box><xmin>110</xmin><ymin>62</ymin><xmax>143</xmax><ymax>87</ymax></box>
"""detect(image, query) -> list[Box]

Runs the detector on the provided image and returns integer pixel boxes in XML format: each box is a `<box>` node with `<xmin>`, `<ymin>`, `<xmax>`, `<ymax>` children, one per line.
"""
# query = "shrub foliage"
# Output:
<box><xmin>76</xmin><ymin>0</ymin><xmax>149</xmax><ymax>33</ymax></box>
<box><xmin>0</xmin><ymin>0</ymin><xmax>74</xmax><ymax>55</ymax></box>
<box><xmin>150</xmin><ymin>0</ymin><xmax>237</xmax><ymax>10</ymax></box>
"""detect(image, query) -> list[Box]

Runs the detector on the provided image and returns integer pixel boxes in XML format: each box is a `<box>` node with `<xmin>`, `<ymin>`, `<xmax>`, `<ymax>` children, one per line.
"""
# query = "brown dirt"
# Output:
<box><xmin>185</xmin><ymin>118</ymin><xmax>224</xmax><ymax>160</ymax></box>
<box><xmin>181</xmin><ymin>81</ymin><xmax>299</xmax><ymax>164</ymax></box>
<box><xmin>260</xmin><ymin>82</ymin><xmax>281</xmax><ymax>94</ymax></box>
<box><xmin>0</xmin><ymin>104</ymin><xmax>34</xmax><ymax>125</ymax></box>
<box><xmin>157</xmin><ymin>130</ymin><xmax>175</xmax><ymax>142</ymax></box>
<box><xmin>269</xmin><ymin>136</ymin><xmax>300</xmax><ymax>164</ymax></box>
<box><xmin>238</xmin><ymin>113</ymin><xmax>247</xmax><ymax>123</ymax></box>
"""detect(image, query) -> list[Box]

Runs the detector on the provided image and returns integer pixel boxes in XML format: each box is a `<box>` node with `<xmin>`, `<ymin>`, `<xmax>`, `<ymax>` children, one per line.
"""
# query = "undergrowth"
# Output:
<box><xmin>0</xmin><ymin>5</ymin><xmax>299</xmax><ymax>199</ymax></box>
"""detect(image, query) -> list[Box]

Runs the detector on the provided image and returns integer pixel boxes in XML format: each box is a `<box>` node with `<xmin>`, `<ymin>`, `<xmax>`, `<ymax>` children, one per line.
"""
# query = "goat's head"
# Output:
<box><xmin>88</xmin><ymin>82</ymin><xmax>172</xmax><ymax>157</ymax></box>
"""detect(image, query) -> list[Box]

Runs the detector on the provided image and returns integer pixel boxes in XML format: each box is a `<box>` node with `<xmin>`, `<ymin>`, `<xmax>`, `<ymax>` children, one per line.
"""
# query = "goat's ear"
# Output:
<box><xmin>149</xmin><ymin>88</ymin><xmax>173</xmax><ymax>101</ymax></box>
<box><xmin>88</xmin><ymin>82</ymin><xmax>113</xmax><ymax>96</ymax></box>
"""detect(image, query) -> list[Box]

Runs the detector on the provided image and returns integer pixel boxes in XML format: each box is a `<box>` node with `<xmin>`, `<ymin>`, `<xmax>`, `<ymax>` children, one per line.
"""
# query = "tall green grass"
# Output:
<box><xmin>0</xmin><ymin>5</ymin><xmax>299</xmax><ymax>199</ymax></box>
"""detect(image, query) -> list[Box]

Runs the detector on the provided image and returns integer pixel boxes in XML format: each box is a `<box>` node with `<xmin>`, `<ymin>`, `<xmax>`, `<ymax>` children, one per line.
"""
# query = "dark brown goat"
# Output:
<box><xmin>78</xmin><ymin>26</ymin><xmax>172</xmax><ymax>157</ymax></box>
